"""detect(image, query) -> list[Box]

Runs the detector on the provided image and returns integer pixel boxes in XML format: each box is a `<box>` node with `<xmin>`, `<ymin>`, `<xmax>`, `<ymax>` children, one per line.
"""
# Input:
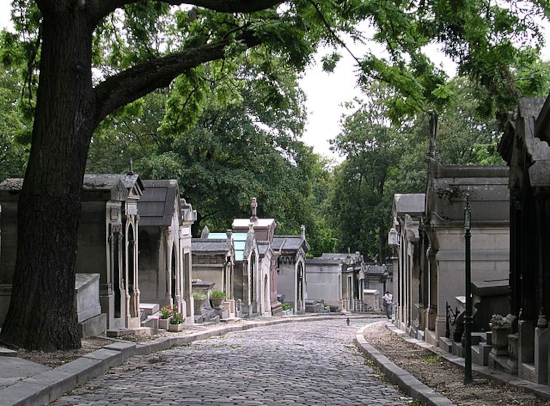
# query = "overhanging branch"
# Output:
<box><xmin>94</xmin><ymin>0</ymin><xmax>282</xmax><ymax>23</ymax></box>
<box><xmin>93</xmin><ymin>31</ymin><xmax>261</xmax><ymax>123</ymax></box>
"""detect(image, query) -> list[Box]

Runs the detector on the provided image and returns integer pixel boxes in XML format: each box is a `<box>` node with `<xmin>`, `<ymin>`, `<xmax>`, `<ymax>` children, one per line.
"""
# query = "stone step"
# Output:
<box><xmin>141</xmin><ymin>316</ymin><xmax>159</xmax><ymax>330</ymax></box>
<box><xmin>139</xmin><ymin>303</ymin><xmax>160</xmax><ymax>315</ymax></box>
<box><xmin>439</xmin><ymin>336</ymin><xmax>452</xmax><ymax>353</ymax></box>
<box><xmin>78</xmin><ymin>313</ymin><xmax>107</xmax><ymax>339</ymax></box>
<box><xmin>106</xmin><ymin>327</ymin><xmax>153</xmax><ymax>338</ymax></box>
<box><xmin>0</xmin><ymin>346</ymin><xmax>17</xmax><ymax>357</ymax></box>
<box><xmin>472</xmin><ymin>342</ymin><xmax>492</xmax><ymax>366</ymax></box>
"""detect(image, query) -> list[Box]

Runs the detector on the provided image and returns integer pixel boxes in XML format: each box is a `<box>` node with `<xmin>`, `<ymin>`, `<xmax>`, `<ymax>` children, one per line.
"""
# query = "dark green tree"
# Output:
<box><xmin>329</xmin><ymin>85</ymin><xmax>403</xmax><ymax>262</ymax></box>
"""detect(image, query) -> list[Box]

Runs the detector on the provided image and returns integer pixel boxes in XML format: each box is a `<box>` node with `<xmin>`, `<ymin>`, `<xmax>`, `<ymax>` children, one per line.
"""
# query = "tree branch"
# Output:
<box><xmin>93</xmin><ymin>31</ymin><xmax>261</xmax><ymax>123</ymax></box>
<box><xmin>305</xmin><ymin>0</ymin><xmax>362</xmax><ymax>66</ymax></box>
<box><xmin>93</xmin><ymin>0</ymin><xmax>281</xmax><ymax>23</ymax></box>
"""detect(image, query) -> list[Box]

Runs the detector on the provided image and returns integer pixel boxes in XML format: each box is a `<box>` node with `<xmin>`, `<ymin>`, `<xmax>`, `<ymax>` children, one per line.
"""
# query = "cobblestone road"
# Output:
<box><xmin>53</xmin><ymin>317</ymin><xmax>411</xmax><ymax>405</ymax></box>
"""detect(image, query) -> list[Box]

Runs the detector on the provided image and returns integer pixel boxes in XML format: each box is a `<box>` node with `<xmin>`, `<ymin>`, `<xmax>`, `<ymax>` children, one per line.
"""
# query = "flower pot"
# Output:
<box><xmin>159</xmin><ymin>317</ymin><xmax>171</xmax><ymax>330</ymax></box>
<box><xmin>169</xmin><ymin>322</ymin><xmax>183</xmax><ymax>332</ymax></box>
<box><xmin>211</xmin><ymin>297</ymin><xmax>225</xmax><ymax>309</ymax></box>
<box><xmin>194</xmin><ymin>299</ymin><xmax>204</xmax><ymax>314</ymax></box>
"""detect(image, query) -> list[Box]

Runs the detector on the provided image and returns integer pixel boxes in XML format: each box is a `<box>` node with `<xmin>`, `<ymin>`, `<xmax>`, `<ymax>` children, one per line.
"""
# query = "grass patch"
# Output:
<box><xmin>425</xmin><ymin>354</ymin><xmax>441</xmax><ymax>364</ymax></box>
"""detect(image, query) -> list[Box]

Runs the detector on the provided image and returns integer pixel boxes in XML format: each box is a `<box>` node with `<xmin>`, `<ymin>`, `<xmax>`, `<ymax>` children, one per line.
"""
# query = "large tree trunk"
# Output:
<box><xmin>0</xmin><ymin>8</ymin><xmax>95</xmax><ymax>351</ymax></box>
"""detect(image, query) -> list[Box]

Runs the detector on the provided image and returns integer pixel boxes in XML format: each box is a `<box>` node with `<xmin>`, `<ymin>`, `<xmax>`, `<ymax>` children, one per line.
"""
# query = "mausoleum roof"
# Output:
<box><xmin>138</xmin><ymin>180</ymin><xmax>179</xmax><ymax>227</ymax></box>
<box><xmin>393</xmin><ymin>193</ymin><xmax>425</xmax><ymax>216</ymax></box>
<box><xmin>208</xmin><ymin>232</ymin><xmax>249</xmax><ymax>261</ymax></box>
<box><xmin>272</xmin><ymin>235</ymin><xmax>308</xmax><ymax>253</ymax></box>
<box><xmin>0</xmin><ymin>174</ymin><xmax>144</xmax><ymax>201</ymax></box>
<box><xmin>257</xmin><ymin>241</ymin><xmax>271</xmax><ymax>256</ymax></box>
<box><xmin>191</xmin><ymin>238</ymin><xmax>230</xmax><ymax>253</ymax></box>
<box><xmin>82</xmin><ymin>174</ymin><xmax>143</xmax><ymax>191</ymax></box>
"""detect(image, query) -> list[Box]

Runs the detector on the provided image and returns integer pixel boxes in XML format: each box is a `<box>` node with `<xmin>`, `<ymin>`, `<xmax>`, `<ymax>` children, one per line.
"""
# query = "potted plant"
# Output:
<box><xmin>158</xmin><ymin>305</ymin><xmax>173</xmax><ymax>330</ymax></box>
<box><xmin>281</xmin><ymin>302</ymin><xmax>293</xmax><ymax>316</ymax></box>
<box><xmin>193</xmin><ymin>291</ymin><xmax>207</xmax><ymax>314</ymax></box>
<box><xmin>169</xmin><ymin>308</ymin><xmax>184</xmax><ymax>332</ymax></box>
<box><xmin>211</xmin><ymin>290</ymin><xmax>226</xmax><ymax>309</ymax></box>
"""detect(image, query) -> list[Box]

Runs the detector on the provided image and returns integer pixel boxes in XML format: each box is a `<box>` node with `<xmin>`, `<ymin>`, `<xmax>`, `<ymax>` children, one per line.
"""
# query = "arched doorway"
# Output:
<box><xmin>171</xmin><ymin>244</ymin><xmax>177</xmax><ymax>305</ymax></box>
<box><xmin>112</xmin><ymin>224</ymin><xmax>122</xmax><ymax>320</ymax></box>
<box><xmin>127</xmin><ymin>224</ymin><xmax>138</xmax><ymax>320</ymax></box>
<box><xmin>296</xmin><ymin>262</ymin><xmax>304</xmax><ymax>313</ymax></box>
<box><xmin>263</xmin><ymin>274</ymin><xmax>270</xmax><ymax>315</ymax></box>
<box><xmin>250</xmin><ymin>252</ymin><xmax>256</xmax><ymax>311</ymax></box>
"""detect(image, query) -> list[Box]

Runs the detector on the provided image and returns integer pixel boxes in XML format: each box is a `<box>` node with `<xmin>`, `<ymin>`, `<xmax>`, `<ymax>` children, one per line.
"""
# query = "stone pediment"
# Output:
<box><xmin>111</xmin><ymin>180</ymin><xmax>128</xmax><ymax>201</ymax></box>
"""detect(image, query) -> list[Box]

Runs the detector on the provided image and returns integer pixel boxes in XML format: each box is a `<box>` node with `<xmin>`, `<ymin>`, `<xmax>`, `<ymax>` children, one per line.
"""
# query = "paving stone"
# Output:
<box><xmin>53</xmin><ymin>318</ymin><xmax>411</xmax><ymax>405</ymax></box>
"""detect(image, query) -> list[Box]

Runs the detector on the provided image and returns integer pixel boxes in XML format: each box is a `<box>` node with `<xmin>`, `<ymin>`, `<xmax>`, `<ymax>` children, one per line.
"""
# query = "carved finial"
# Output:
<box><xmin>200</xmin><ymin>225</ymin><xmax>210</xmax><ymax>238</ymax></box>
<box><xmin>300</xmin><ymin>224</ymin><xmax>306</xmax><ymax>240</ymax></box>
<box><xmin>128</xmin><ymin>158</ymin><xmax>134</xmax><ymax>175</ymax></box>
<box><xmin>250</xmin><ymin>197</ymin><xmax>258</xmax><ymax>222</ymax></box>
<box><xmin>226</xmin><ymin>229</ymin><xmax>232</xmax><ymax>244</ymax></box>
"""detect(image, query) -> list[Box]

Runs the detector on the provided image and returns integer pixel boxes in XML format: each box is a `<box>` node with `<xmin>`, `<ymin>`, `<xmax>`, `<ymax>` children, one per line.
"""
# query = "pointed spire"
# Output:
<box><xmin>200</xmin><ymin>225</ymin><xmax>210</xmax><ymax>238</ymax></box>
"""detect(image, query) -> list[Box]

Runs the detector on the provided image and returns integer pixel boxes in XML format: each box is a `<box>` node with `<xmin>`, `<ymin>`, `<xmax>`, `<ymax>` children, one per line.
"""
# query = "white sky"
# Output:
<box><xmin>0</xmin><ymin>3</ymin><xmax>548</xmax><ymax>162</ymax></box>
<box><xmin>298</xmin><ymin>49</ymin><xmax>363</xmax><ymax>162</ymax></box>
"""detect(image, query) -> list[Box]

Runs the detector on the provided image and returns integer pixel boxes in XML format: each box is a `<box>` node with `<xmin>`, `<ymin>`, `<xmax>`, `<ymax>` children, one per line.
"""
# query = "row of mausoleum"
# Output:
<box><xmin>0</xmin><ymin>177</ymin><xmax>384</xmax><ymax>338</ymax></box>
<box><xmin>389</xmin><ymin>93</ymin><xmax>550</xmax><ymax>387</ymax></box>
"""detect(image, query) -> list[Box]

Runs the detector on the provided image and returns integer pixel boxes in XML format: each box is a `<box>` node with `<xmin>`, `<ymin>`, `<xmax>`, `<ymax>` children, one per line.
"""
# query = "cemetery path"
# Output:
<box><xmin>51</xmin><ymin>317</ymin><xmax>412</xmax><ymax>406</ymax></box>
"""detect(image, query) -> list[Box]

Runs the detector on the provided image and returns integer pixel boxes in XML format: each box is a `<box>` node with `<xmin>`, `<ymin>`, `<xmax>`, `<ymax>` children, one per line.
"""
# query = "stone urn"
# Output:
<box><xmin>210</xmin><ymin>290</ymin><xmax>226</xmax><ymax>310</ymax></box>
<box><xmin>193</xmin><ymin>293</ymin><xmax>206</xmax><ymax>314</ymax></box>
<box><xmin>490</xmin><ymin>318</ymin><xmax>512</xmax><ymax>356</ymax></box>
<box><xmin>492</xmin><ymin>326</ymin><xmax>511</xmax><ymax>346</ymax></box>
<box><xmin>211</xmin><ymin>297</ymin><xmax>225</xmax><ymax>309</ymax></box>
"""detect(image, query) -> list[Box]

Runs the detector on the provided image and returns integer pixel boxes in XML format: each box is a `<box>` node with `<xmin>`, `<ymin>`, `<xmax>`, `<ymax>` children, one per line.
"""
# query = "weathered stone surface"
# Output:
<box><xmin>53</xmin><ymin>318</ymin><xmax>411</xmax><ymax>406</ymax></box>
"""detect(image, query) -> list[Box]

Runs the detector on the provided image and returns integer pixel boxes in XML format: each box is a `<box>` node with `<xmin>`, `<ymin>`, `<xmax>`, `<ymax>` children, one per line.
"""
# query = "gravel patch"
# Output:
<box><xmin>363</xmin><ymin>321</ymin><xmax>550</xmax><ymax>405</ymax></box>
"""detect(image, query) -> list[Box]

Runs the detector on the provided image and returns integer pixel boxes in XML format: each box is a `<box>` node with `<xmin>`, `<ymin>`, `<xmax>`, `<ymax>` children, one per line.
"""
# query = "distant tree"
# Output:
<box><xmin>329</xmin><ymin>84</ymin><xmax>403</xmax><ymax>262</ymax></box>
<box><xmin>0</xmin><ymin>64</ymin><xmax>28</xmax><ymax>182</ymax></box>
<box><xmin>0</xmin><ymin>31</ymin><xmax>33</xmax><ymax>182</ymax></box>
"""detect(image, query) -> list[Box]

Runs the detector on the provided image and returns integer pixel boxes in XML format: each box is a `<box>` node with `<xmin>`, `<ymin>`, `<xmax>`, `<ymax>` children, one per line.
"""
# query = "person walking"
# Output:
<box><xmin>383</xmin><ymin>291</ymin><xmax>393</xmax><ymax>319</ymax></box>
